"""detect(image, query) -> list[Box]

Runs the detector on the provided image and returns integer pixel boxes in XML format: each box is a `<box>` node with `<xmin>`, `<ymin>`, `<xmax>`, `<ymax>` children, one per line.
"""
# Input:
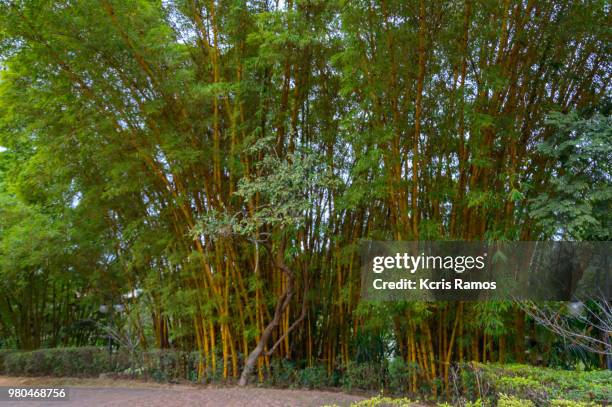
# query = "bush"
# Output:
<box><xmin>143</xmin><ymin>350</ymin><xmax>208</xmax><ymax>383</ymax></box>
<box><xmin>2</xmin><ymin>347</ymin><xmax>129</xmax><ymax>377</ymax></box>
<box><xmin>497</xmin><ymin>393</ymin><xmax>534</xmax><ymax>407</ymax></box>
<box><xmin>550</xmin><ymin>400</ymin><xmax>601</xmax><ymax>407</ymax></box>
<box><xmin>298</xmin><ymin>365</ymin><xmax>329</xmax><ymax>389</ymax></box>
<box><xmin>470</xmin><ymin>364</ymin><xmax>611</xmax><ymax>406</ymax></box>
<box><xmin>350</xmin><ymin>395</ymin><xmax>414</xmax><ymax>406</ymax></box>
<box><xmin>6</xmin><ymin>348</ymin><xmax>220</xmax><ymax>381</ymax></box>
<box><xmin>0</xmin><ymin>347</ymin><xmax>227</xmax><ymax>382</ymax></box>
<box><xmin>324</xmin><ymin>395</ymin><xmax>415</xmax><ymax>407</ymax></box>
<box><xmin>145</xmin><ymin>349</ymin><xmax>186</xmax><ymax>382</ymax></box>
<box><xmin>388</xmin><ymin>357</ymin><xmax>417</xmax><ymax>395</ymax></box>
<box><xmin>1</xmin><ymin>346</ymin><xmax>609</xmax><ymax>407</ymax></box>
<box><xmin>341</xmin><ymin>361</ymin><xmax>386</xmax><ymax>391</ymax></box>
<box><xmin>266</xmin><ymin>359</ymin><xmax>298</xmax><ymax>387</ymax></box>
<box><xmin>0</xmin><ymin>349</ymin><xmax>13</xmax><ymax>374</ymax></box>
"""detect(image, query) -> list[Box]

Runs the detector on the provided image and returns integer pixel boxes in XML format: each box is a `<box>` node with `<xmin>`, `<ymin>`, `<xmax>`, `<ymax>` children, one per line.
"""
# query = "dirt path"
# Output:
<box><xmin>0</xmin><ymin>376</ymin><xmax>365</xmax><ymax>407</ymax></box>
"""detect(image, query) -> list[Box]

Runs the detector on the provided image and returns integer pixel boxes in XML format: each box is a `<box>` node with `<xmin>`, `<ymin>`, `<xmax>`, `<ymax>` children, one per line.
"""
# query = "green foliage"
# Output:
<box><xmin>549</xmin><ymin>400</ymin><xmax>601</xmax><ymax>407</ymax></box>
<box><xmin>1</xmin><ymin>347</ymin><xmax>127</xmax><ymax>377</ymax></box>
<box><xmin>195</xmin><ymin>148</ymin><xmax>338</xmax><ymax>238</ymax></box>
<box><xmin>1</xmin><ymin>347</ymin><xmax>610</xmax><ymax>406</ymax></box>
<box><xmin>349</xmin><ymin>395</ymin><xmax>415</xmax><ymax>407</ymax></box>
<box><xmin>530</xmin><ymin>112</ymin><xmax>611</xmax><ymax>240</ymax></box>
<box><xmin>0</xmin><ymin>349</ymin><xmax>13</xmax><ymax>372</ymax></box>
<box><xmin>263</xmin><ymin>359</ymin><xmax>294</xmax><ymax>387</ymax></box>
<box><xmin>470</xmin><ymin>364</ymin><xmax>612</xmax><ymax>405</ymax></box>
<box><xmin>143</xmin><ymin>350</ymin><xmax>204</xmax><ymax>383</ymax></box>
<box><xmin>0</xmin><ymin>0</ymin><xmax>609</xmax><ymax>401</ymax></box>
<box><xmin>471</xmin><ymin>301</ymin><xmax>512</xmax><ymax>337</ymax></box>
<box><xmin>297</xmin><ymin>365</ymin><xmax>330</xmax><ymax>389</ymax></box>
<box><xmin>387</xmin><ymin>357</ymin><xmax>411</xmax><ymax>395</ymax></box>
<box><xmin>323</xmin><ymin>395</ymin><xmax>416</xmax><ymax>407</ymax></box>
<box><xmin>340</xmin><ymin>361</ymin><xmax>386</xmax><ymax>392</ymax></box>
<box><xmin>497</xmin><ymin>394</ymin><xmax>534</xmax><ymax>407</ymax></box>
<box><xmin>0</xmin><ymin>347</ymin><xmax>221</xmax><ymax>382</ymax></box>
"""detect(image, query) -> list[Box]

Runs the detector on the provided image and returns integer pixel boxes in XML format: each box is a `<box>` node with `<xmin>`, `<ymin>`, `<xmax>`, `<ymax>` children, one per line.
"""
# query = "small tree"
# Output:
<box><xmin>194</xmin><ymin>139</ymin><xmax>337</xmax><ymax>385</ymax></box>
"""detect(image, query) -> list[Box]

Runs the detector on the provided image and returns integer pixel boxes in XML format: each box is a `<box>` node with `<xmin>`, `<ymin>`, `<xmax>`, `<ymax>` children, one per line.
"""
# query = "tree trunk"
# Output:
<box><xmin>239</xmin><ymin>255</ymin><xmax>295</xmax><ymax>386</ymax></box>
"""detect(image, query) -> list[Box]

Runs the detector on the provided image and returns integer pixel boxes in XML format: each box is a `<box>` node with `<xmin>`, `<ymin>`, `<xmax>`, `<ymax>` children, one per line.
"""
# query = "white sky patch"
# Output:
<box><xmin>123</xmin><ymin>288</ymin><xmax>143</xmax><ymax>300</ymax></box>
<box><xmin>0</xmin><ymin>146</ymin><xmax>7</xmax><ymax>152</ymax></box>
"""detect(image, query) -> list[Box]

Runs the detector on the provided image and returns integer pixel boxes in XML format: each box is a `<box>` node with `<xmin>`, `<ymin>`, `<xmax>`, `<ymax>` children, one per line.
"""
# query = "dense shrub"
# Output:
<box><xmin>265</xmin><ymin>359</ymin><xmax>299</xmax><ymax>387</ymax></box>
<box><xmin>341</xmin><ymin>361</ymin><xmax>386</xmax><ymax>391</ymax></box>
<box><xmin>0</xmin><ymin>348</ymin><xmax>228</xmax><ymax>382</ymax></box>
<box><xmin>325</xmin><ymin>395</ymin><xmax>417</xmax><ymax>407</ymax></box>
<box><xmin>0</xmin><ymin>349</ymin><xmax>13</xmax><ymax>374</ymax></box>
<box><xmin>467</xmin><ymin>364</ymin><xmax>612</xmax><ymax>406</ymax></box>
<box><xmin>142</xmin><ymin>350</ymin><xmax>216</xmax><ymax>383</ymax></box>
<box><xmin>145</xmin><ymin>349</ymin><xmax>189</xmax><ymax>382</ymax></box>
<box><xmin>1</xmin><ymin>347</ymin><xmax>609</xmax><ymax>406</ymax></box>
<box><xmin>298</xmin><ymin>365</ymin><xmax>330</xmax><ymax>389</ymax></box>
<box><xmin>1</xmin><ymin>347</ymin><xmax>129</xmax><ymax>377</ymax></box>
<box><xmin>387</xmin><ymin>358</ymin><xmax>413</xmax><ymax>395</ymax></box>
<box><xmin>497</xmin><ymin>393</ymin><xmax>535</xmax><ymax>407</ymax></box>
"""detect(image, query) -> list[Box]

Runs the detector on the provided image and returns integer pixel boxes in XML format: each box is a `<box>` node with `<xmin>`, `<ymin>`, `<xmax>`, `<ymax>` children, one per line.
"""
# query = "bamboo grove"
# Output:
<box><xmin>0</xmin><ymin>0</ymin><xmax>610</xmax><ymax>395</ymax></box>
